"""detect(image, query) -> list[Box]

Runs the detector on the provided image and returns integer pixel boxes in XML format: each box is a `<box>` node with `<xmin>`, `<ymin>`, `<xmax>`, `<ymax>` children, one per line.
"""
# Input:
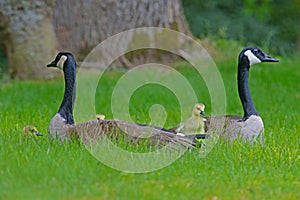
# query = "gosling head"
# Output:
<box><xmin>47</xmin><ymin>52</ymin><xmax>76</xmax><ymax>71</ymax></box>
<box><xmin>22</xmin><ymin>125</ymin><xmax>43</xmax><ymax>137</ymax></box>
<box><xmin>192</xmin><ymin>103</ymin><xmax>205</xmax><ymax>117</ymax></box>
<box><xmin>96</xmin><ymin>114</ymin><xmax>106</xmax><ymax>120</ymax></box>
<box><xmin>239</xmin><ymin>47</ymin><xmax>279</xmax><ymax>66</ymax></box>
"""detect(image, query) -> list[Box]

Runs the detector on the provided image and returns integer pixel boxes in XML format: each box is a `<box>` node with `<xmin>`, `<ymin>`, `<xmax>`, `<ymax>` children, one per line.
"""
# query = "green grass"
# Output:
<box><xmin>0</xmin><ymin>55</ymin><xmax>299</xmax><ymax>199</ymax></box>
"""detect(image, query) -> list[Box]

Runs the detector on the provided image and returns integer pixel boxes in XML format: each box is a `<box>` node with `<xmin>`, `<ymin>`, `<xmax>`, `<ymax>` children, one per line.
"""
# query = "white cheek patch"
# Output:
<box><xmin>57</xmin><ymin>55</ymin><xmax>67</xmax><ymax>69</ymax></box>
<box><xmin>244</xmin><ymin>50</ymin><xmax>261</xmax><ymax>65</ymax></box>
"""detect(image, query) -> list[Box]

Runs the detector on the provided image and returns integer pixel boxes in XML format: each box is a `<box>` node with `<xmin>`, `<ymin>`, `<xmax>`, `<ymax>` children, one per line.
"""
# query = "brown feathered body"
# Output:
<box><xmin>204</xmin><ymin>115</ymin><xmax>263</xmax><ymax>143</ymax></box>
<box><xmin>67</xmin><ymin>119</ymin><xmax>195</xmax><ymax>148</ymax></box>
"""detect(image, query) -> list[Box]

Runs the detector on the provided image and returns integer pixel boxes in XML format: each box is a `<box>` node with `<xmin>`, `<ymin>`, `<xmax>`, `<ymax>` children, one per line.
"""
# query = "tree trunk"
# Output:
<box><xmin>53</xmin><ymin>0</ymin><xmax>191</xmax><ymax>67</ymax></box>
<box><xmin>0</xmin><ymin>0</ymin><xmax>191</xmax><ymax>79</ymax></box>
<box><xmin>0</xmin><ymin>0</ymin><xmax>59</xmax><ymax>80</ymax></box>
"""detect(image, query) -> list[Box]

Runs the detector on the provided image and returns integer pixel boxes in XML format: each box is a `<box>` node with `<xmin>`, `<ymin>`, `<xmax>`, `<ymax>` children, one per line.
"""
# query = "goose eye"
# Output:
<box><xmin>253</xmin><ymin>49</ymin><xmax>263</xmax><ymax>57</ymax></box>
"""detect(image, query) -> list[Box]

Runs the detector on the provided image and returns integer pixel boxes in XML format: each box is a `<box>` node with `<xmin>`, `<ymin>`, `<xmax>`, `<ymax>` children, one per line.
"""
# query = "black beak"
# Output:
<box><xmin>200</xmin><ymin>110</ymin><xmax>205</xmax><ymax>115</ymax></box>
<box><xmin>47</xmin><ymin>61</ymin><xmax>57</xmax><ymax>67</ymax></box>
<box><xmin>261</xmin><ymin>54</ymin><xmax>279</xmax><ymax>62</ymax></box>
<box><xmin>36</xmin><ymin>132</ymin><xmax>43</xmax><ymax>136</ymax></box>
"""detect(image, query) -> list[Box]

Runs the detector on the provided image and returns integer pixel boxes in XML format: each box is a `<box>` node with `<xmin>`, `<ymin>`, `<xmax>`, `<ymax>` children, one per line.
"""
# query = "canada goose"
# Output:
<box><xmin>47</xmin><ymin>52</ymin><xmax>76</xmax><ymax>141</ymax></box>
<box><xmin>47</xmin><ymin>52</ymin><xmax>196</xmax><ymax>148</ymax></box>
<box><xmin>22</xmin><ymin>125</ymin><xmax>43</xmax><ymax>137</ymax></box>
<box><xmin>169</xmin><ymin>103</ymin><xmax>206</xmax><ymax>135</ymax></box>
<box><xmin>205</xmin><ymin>47</ymin><xmax>279</xmax><ymax>144</ymax></box>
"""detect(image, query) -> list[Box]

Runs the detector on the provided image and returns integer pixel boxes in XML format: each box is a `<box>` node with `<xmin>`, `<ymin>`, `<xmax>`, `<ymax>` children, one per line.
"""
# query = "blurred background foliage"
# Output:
<box><xmin>182</xmin><ymin>0</ymin><xmax>300</xmax><ymax>56</ymax></box>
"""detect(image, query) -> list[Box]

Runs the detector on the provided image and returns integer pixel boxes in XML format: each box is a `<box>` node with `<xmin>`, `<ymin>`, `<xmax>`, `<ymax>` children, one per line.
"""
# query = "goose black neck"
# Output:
<box><xmin>237</xmin><ymin>62</ymin><xmax>259</xmax><ymax>120</ymax></box>
<box><xmin>58</xmin><ymin>60</ymin><xmax>76</xmax><ymax>125</ymax></box>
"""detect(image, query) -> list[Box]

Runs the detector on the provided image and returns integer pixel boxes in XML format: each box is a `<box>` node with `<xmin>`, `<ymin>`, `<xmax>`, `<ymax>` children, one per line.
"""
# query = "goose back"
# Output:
<box><xmin>205</xmin><ymin>115</ymin><xmax>263</xmax><ymax>143</ymax></box>
<box><xmin>67</xmin><ymin>119</ymin><xmax>196</xmax><ymax>148</ymax></box>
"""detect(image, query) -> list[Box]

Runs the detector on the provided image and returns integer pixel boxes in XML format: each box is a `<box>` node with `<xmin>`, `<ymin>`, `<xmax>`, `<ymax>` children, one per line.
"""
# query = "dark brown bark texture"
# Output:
<box><xmin>0</xmin><ymin>0</ymin><xmax>191</xmax><ymax>79</ymax></box>
<box><xmin>53</xmin><ymin>0</ymin><xmax>191</xmax><ymax>68</ymax></box>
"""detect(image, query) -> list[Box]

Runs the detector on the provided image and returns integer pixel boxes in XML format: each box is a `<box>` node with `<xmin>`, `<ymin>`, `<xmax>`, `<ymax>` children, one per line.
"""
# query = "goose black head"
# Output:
<box><xmin>239</xmin><ymin>47</ymin><xmax>279</xmax><ymax>67</ymax></box>
<box><xmin>47</xmin><ymin>52</ymin><xmax>76</xmax><ymax>71</ymax></box>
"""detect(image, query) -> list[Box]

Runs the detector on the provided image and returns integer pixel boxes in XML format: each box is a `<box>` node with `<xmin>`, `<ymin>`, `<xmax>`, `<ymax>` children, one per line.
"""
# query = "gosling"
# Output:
<box><xmin>96</xmin><ymin>114</ymin><xmax>106</xmax><ymax>120</ymax></box>
<box><xmin>172</xmin><ymin>103</ymin><xmax>206</xmax><ymax>135</ymax></box>
<box><xmin>22</xmin><ymin>125</ymin><xmax>43</xmax><ymax>137</ymax></box>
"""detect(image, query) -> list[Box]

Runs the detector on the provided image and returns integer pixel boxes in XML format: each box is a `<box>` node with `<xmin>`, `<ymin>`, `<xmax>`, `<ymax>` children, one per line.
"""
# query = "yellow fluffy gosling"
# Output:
<box><xmin>172</xmin><ymin>103</ymin><xmax>206</xmax><ymax>135</ymax></box>
<box><xmin>22</xmin><ymin>125</ymin><xmax>43</xmax><ymax>137</ymax></box>
<box><xmin>96</xmin><ymin>114</ymin><xmax>106</xmax><ymax>120</ymax></box>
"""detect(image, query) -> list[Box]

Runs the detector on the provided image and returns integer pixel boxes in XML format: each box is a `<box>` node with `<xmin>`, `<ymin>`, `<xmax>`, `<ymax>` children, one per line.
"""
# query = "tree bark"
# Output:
<box><xmin>53</xmin><ymin>0</ymin><xmax>191</xmax><ymax>67</ymax></box>
<box><xmin>0</xmin><ymin>0</ymin><xmax>192</xmax><ymax>79</ymax></box>
<box><xmin>0</xmin><ymin>0</ymin><xmax>59</xmax><ymax>79</ymax></box>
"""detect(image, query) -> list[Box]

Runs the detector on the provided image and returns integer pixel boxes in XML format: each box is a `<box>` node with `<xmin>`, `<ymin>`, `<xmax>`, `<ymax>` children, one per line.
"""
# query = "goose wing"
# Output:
<box><xmin>67</xmin><ymin>119</ymin><xmax>196</xmax><ymax>148</ymax></box>
<box><xmin>168</xmin><ymin>123</ymin><xmax>184</xmax><ymax>133</ymax></box>
<box><xmin>204</xmin><ymin>115</ymin><xmax>251</xmax><ymax>141</ymax></box>
<box><xmin>204</xmin><ymin>115</ymin><xmax>242</xmax><ymax>131</ymax></box>
<box><xmin>205</xmin><ymin>115</ymin><xmax>263</xmax><ymax>143</ymax></box>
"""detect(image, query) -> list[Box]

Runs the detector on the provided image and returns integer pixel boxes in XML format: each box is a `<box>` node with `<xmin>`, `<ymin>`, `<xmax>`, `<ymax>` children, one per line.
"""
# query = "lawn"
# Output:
<box><xmin>0</xmin><ymin>52</ymin><xmax>299</xmax><ymax>199</ymax></box>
